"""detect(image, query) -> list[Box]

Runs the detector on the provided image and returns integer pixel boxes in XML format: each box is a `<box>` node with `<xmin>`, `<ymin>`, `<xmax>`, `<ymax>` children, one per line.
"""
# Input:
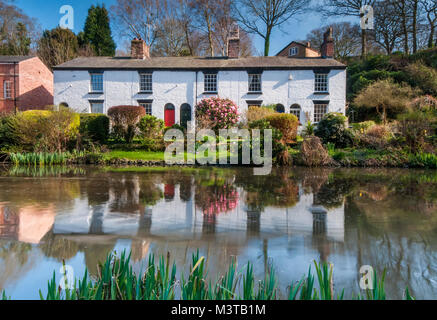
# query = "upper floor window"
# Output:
<box><xmin>314</xmin><ymin>102</ymin><xmax>328</xmax><ymax>123</ymax></box>
<box><xmin>289</xmin><ymin>47</ymin><xmax>299</xmax><ymax>56</ymax></box>
<box><xmin>90</xmin><ymin>73</ymin><xmax>103</xmax><ymax>93</ymax></box>
<box><xmin>3</xmin><ymin>81</ymin><xmax>12</xmax><ymax>99</ymax></box>
<box><xmin>139</xmin><ymin>73</ymin><xmax>153</xmax><ymax>92</ymax></box>
<box><xmin>315</xmin><ymin>73</ymin><xmax>328</xmax><ymax>93</ymax></box>
<box><xmin>204</xmin><ymin>74</ymin><xmax>217</xmax><ymax>93</ymax></box>
<box><xmin>248</xmin><ymin>74</ymin><xmax>262</xmax><ymax>93</ymax></box>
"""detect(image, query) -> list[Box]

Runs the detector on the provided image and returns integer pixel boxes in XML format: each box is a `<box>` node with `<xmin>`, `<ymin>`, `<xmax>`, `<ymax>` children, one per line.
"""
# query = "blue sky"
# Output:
<box><xmin>15</xmin><ymin>0</ymin><xmax>353</xmax><ymax>55</ymax></box>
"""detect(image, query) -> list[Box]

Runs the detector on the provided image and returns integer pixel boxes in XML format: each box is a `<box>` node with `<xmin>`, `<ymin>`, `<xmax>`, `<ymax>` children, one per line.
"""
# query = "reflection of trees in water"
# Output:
<box><xmin>39</xmin><ymin>231</ymin><xmax>80</xmax><ymax>262</ymax></box>
<box><xmin>0</xmin><ymin>241</ymin><xmax>32</xmax><ymax>265</ymax></box>
<box><xmin>234</xmin><ymin>168</ymin><xmax>299</xmax><ymax>212</ymax></box>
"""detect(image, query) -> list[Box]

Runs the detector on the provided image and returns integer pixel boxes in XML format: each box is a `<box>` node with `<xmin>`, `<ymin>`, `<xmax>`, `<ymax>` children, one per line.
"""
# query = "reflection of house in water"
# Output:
<box><xmin>0</xmin><ymin>204</ymin><xmax>55</xmax><ymax>244</ymax></box>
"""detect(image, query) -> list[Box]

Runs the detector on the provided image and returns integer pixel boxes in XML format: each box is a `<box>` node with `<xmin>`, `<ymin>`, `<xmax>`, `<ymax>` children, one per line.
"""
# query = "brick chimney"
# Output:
<box><xmin>131</xmin><ymin>38</ymin><xmax>150</xmax><ymax>59</ymax></box>
<box><xmin>321</xmin><ymin>27</ymin><xmax>334</xmax><ymax>58</ymax></box>
<box><xmin>227</xmin><ymin>24</ymin><xmax>240</xmax><ymax>59</ymax></box>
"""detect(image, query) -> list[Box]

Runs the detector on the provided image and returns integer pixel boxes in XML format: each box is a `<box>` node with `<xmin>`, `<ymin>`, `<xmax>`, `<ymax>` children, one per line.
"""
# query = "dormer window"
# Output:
<box><xmin>289</xmin><ymin>47</ymin><xmax>299</xmax><ymax>56</ymax></box>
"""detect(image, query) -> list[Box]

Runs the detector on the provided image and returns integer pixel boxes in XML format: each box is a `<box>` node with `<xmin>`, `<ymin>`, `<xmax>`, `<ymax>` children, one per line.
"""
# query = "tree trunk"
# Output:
<box><xmin>412</xmin><ymin>0</ymin><xmax>418</xmax><ymax>53</ymax></box>
<box><xmin>205</xmin><ymin>14</ymin><xmax>214</xmax><ymax>57</ymax></box>
<box><xmin>264</xmin><ymin>28</ymin><xmax>272</xmax><ymax>56</ymax></box>
<box><xmin>429</xmin><ymin>24</ymin><xmax>435</xmax><ymax>48</ymax></box>
<box><xmin>361</xmin><ymin>29</ymin><xmax>368</xmax><ymax>58</ymax></box>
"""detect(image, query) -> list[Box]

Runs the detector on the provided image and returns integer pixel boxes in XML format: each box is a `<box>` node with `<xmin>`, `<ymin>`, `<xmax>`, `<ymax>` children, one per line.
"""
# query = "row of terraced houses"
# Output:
<box><xmin>1</xmin><ymin>27</ymin><xmax>346</xmax><ymax>127</ymax></box>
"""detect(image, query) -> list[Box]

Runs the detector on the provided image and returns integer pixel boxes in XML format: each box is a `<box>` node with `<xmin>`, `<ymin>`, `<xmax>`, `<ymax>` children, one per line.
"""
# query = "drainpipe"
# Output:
<box><xmin>13</xmin><ymin>62</ymin><xmax>17</xmax><ymax>114</ymax></box>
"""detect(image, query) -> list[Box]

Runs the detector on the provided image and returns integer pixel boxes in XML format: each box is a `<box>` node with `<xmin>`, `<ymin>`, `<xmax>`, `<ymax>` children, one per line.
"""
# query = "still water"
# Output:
<box><xmin>0</xmin><ymin>166</ymin><xmax>437</xmax><ymax>300</ymax></box>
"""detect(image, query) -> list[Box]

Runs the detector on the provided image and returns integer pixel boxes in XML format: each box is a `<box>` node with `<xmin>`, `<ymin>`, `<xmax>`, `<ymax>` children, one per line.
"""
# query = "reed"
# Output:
<box><xmin>11</xmin><ymin>251</ymin><xmax>417</xmax><ymax>300</ymax></box>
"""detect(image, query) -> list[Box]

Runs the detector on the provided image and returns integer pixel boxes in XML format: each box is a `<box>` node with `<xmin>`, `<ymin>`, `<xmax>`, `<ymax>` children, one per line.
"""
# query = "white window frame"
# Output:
<box><xmin>90</xmin><ymin>101</ymin><xmax>104</xmax><ymax>114</ymax></box>
<box><xmin>314</xmin><ymin>73</ymin><xmax>329</xmax><ymax>93</ymax></box>
<box><xmin>314</xmin><ymin>102</ymin><xmax>328</xmax><ymax>123</ymax></box>
<box><xmin>139</xmin><ymin>102</ymin><xmax>153</xmax><ymax>115</ymax></box>
<box><xmin>90</xmin><ymin>73</ymin><xmax>103</xmax><ymax>93</ymax></box>
<box><xmin>204</xmin><ymin>73</ymin><xmax>218</xmax><ymax>93</ymax></box>
<box><xmin>248</xmin><ymin>74</ymin><xmax>262</xmax><ymax>93</ymax></box>
<box><xmin>139</xmin><ymin>73</ymin><xmax>153</xmax><ymax>92</ymax></box>
<box><xmin>3</xmin><ymin>81</ymin><xmax>12</xmax><ymax>99</ymax></box>
<box><xmin>289</xmin><ymin>47</ymin><xmax>299</xmax><ymax>56</ymax></box>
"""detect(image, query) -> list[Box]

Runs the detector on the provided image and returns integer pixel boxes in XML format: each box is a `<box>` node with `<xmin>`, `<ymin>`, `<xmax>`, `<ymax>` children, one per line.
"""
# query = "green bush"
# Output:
<box><xmin>405</xmin><ymin>62</ymin><xmax>437</xmax><ymax>96</ymax></box>
<box><xmin>351</xmin><ymin>121</ymin><xmax>376</xmax><ymax>133</ymax></box>
<box><xmin>9</xmin><ymin>109</ymin><xmax>80</xmax><ymax>152</ymax></box>
<box><xmin>0</xmin><ymin>115</ymin><xmax>16</xmax><ymax>151</ymax></box>
<box><xmin>397</xmin><ymin>110</ymin><xmax>433</xmax><ymax>153</ymax></box>
<box><xmin>315</xmin><ymin>112</ymin><xmax>353</xmax><ymax>148</ymax></box>
<box><xmin>79</xmin><ymin>114</ymin><xmax>110</xmax><ymax>144</ymax></box>
<box><xmin>137</xmin><ymin>115</ymin><xmax>164</xmax><ymax>140</ymax></box>
<box><xmin>263</xmin><ymin>113</ymin><xmax>299</xmax><ymax>144</ymax></box>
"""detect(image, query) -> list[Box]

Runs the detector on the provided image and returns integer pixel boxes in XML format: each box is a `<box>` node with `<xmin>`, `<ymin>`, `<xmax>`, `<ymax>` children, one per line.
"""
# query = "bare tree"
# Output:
<box><xmin>232</xmin><ymin>0</ymin><xmax>307</xmax><ymax>56</ymax></box>
<box><xmin>110</xmin><ymin>0</ymin><xmax>162</xmax><ymax>47</ymax></box>
<box><xmin>307</xmin><ymin>22</ymin><xmax>362</xmax><ymax>58</ymax></box>
<box><xmin>374</xmin><ymin>0</ymin><xmax>404</xmax><ymax>54</ymax></box>
<box><xmin>319</xmin><ymin>0</ymin><xmax>376</xmax><ymax>57</ymax></box>
<box><xmin>422</xmin><ymin>0</ymin><xmax>437</xmax><ymax>48</ymax></box>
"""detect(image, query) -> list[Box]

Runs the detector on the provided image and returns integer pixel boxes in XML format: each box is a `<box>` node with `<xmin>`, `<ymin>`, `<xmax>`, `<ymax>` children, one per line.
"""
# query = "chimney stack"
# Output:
<box><xmin>227</xmin><ymin>24</ymin><xmax>240</xmax><ymax>59</ymax></box>
<box><xmin>131</xmin><ymin>38</ymin><xmax>150</xmax><ymax>59</ymax></box>
<box><xmin>321</xmin><ymin>27</ymin><xmax>334</xmax><ymax>58</ymax></box>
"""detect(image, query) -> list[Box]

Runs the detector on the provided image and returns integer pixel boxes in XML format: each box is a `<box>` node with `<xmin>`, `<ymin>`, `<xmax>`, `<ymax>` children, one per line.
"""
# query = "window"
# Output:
<box><xmin>289</xmin><ymin>47</ymin><xmax>298</xmax><ymax>56</ymax></box>
<box><xmin>248</xmin><ymin>74</ymin><xmax>262</xmax><ymax>92</ymax></box>
<box><xmin>290</xmin><ymin>104</ymin><xmax>301</xmax><ymax>121</ymax></box>
<box><xmin>90</xmin><ymin>101</ymin><xmax>104</xmax><ymax>114</ymax></box>
<box><xmin>314</xmin><ymin>102</ymin><xmax>328</xmax><ymax>123</ymax></box>
<box><xmin>90</xmin><ymin>73</ymin><xmax>103</xmax><ymax>92</ymax></box>
<box><xmin>3</xmin><ymin>81</ymin><xmax>12</xmax><ymax>99</ymax></box>
<box><xmin>204</xmin><ymin>74</ymin><xmax>217</xmax><ymax>93</ymax></box>
<box><xmin>139</xmin><ymin>101</ymin><xmax>152</xmax><ymax>115</ymax></box>
<box><xmin>139</xmin><ymin>73</ymin><xmax>153</xmax><ymax>92</ymax></box>
<box><xmin>315</xmin><ymin>73</ymin><xmax>328</xmax><ymax>93</ymax></box>
<box><xmin>246</xmin><ymin>100</ymin><xmax>263</xmax><ymax>108</ymax></box>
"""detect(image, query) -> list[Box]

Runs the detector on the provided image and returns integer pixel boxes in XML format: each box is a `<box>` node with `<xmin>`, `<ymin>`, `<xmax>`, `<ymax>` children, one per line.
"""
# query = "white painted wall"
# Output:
<box><xmin>54</xmin><ymin>68</ymin><xmax>346</xmax><ymax>124</ymax></box>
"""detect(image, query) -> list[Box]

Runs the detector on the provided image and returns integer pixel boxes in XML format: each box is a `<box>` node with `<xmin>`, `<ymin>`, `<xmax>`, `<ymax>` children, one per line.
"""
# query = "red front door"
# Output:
<box><xmin>165</xmin><ymin>108</ymin><xmax>175</xmax><ymax>127</ymax></box>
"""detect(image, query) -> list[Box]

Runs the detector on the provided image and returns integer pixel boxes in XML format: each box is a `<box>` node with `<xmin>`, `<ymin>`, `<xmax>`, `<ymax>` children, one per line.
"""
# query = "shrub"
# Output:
<box><xmin>79</xmin><ymin>114</ymin><xmax>110</xmax><ymax>144</ymax></box>
<box><xmin>315</xmin><ymin>113</ymin><xmax>353</xmax><ymax>148</ymax></box>
<box><xmin>405</xmin><ymin>62</ymin><xmax>437</xmax><ymax>96</ymax></box>
<box><xmin>248</xmin><ymin>119</ymin><xmax>285</xmax><ymax>161</ymax></box>
<box><xmin>107</xmin><ymin>106</ymin><xmax>146</xmax><ymax>143</ymax></box>
<box><xmin>351</xmin><ymin>121</ymin><xmax>376</xmax><ymax>133</ymax></box>
<box><xmin>10</xmin><ymin>109</ymin><xmax>80</xmax><ymax>152</ymax></box>
<box><xmin>263</xmin><ymin>113</ymin><xmax>299</xmax><ymax>144</ymax></box>
<box><xmin>244</xmin><ymin>106</ymin><xmax>275</xmax><ymax>124</ymax></box>
<box><xmin>354</xmin><ymin>80</ymin><xmax>419</xmax><ymax>124</ymax></box>
<box><xmin>397</xmin><ymin>110</ymin><xmax>433</xmax><ymax>153</ymax></box>
<box><xmin>302</xmin><ymin>121</ymin><xmax>315</xmax><ymax>137</ymax></box>
<box><xmin>300</xmin><ymin>136</ymin><xmax>333</xmax><ymax>167</ymax></box>
<box><xmin>0</xmin><ymin>115</ymin><xmax>16</xmax><ymax>151</ymax></box>
<box><xmin>137</xmin><ymin>115</ymin><xmax>164</xmax><ymax>140</ymax></box>
<box><xmin>355</xmin><ymin>124</ymin><xmax>392</xmax><ymax>149</ymax></box>
<box><xmin>195</xmin><ymin>97</ymin><xmax>239</xmax><ymax>131</ymax></box>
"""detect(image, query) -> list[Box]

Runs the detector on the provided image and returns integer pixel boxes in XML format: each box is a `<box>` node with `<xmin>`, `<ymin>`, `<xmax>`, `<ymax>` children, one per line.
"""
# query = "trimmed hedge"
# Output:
<box><xmin>108</xmin><ymin>106</ymin><xmax>146</xmax><ymax>143</ymax></box>
<box><xmin>263</xmin><ymin>113</ymin><xmax>299</xmax><ymax>144</ymax></box>
<box><xmin>79</xmin><ymin>114</ymin><xmax>110</xmax><ymax>144</ymax></box>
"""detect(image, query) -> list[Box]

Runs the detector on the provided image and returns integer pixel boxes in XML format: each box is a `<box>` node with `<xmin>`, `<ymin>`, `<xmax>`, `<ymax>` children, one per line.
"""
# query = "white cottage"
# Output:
<box><xmin>53</xmin><ymin>28</ymin><xmax>346</xmax><ymax>127</ymax></box>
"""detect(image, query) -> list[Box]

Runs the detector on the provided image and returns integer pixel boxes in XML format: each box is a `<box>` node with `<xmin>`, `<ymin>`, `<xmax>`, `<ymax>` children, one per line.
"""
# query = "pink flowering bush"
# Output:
<box><xmin>195</xmin><ymin>97</ymin><xmax>239</xmax><ymax>131</ymax></box>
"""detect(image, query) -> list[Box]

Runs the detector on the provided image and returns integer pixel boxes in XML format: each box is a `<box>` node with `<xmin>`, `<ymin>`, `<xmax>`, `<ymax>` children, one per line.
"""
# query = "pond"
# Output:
<box><xmin>0</xmin><ymin>166</ymin><xmax>437</xmax><ymax>300</ymax></box>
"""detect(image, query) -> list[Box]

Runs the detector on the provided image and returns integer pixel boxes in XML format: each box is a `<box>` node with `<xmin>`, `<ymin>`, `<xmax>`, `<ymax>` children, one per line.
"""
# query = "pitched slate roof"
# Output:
<box><xmin>53</xmin><ymin>56</ymin><xmax>346</xmax><ymax>71</ymax></box>
<box><xmin>0</xmin><ymin>56</ymin><xmax>35</xmax><ymax>63</ymax></box>
<box><xmin>276</xmin><ymin>41</ymin><xmax>321</xmax><ymax>56</ymax></box>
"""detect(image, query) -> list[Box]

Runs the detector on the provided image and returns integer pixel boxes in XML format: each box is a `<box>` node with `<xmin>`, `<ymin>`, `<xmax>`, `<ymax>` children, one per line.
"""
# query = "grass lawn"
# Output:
<box><xmin>104</xmin><ymin>150</ymin><xmax>165</xmax><ymax>161</ymax></box>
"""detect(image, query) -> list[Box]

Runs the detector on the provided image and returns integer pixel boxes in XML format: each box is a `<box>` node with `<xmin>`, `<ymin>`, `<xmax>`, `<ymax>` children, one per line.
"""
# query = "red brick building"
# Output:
<box><xmin>0</xmin><ymin>56</ymin><xmax>53</xmax><ymax>114</ymax></box>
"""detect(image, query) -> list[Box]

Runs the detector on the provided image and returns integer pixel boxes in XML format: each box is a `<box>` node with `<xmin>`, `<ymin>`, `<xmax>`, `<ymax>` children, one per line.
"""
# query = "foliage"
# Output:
<box><xmin>248</xmin><ymin>119</ymin><xmax>286</xmax><ymax>161</ymax></box>
<box><xmin>302</xmin><ymin>121</ymin><xmax>315</xmax><ymax>137</ymax></box>
<box><xmin>351</xmin><ymin>121</ymin><xmax>376</xmax><ymax>133</ymax></box>
<box><xmin>397</xmin><ymin>111</ymin><xmax>434</xmax><ymax>153</ymax></box>
<box><xmin>263</xmin><ymin>113</ymin><xmax>299</xmax><ymax>144</ymax></box>
<box><xmin>82</xmin><ymin>4</ymin><xmax>116</xmax><ymax>56</ymax></box>
<box><xmin>0</xmin><ymin>115</ymin><xmax>16</xmax><ymax>151</ymax></box>
<box><xmin>18</xmin><ymin>250</ymin><xmax>413</xmax><ymax>300</ymax></box>
<box><xmin>355</xmin><ymin>124</ymin><xmax>392</xmax><ymax>149</ymax></box>
<box><xmin>299</xmin><ymin>136</ymin><xmax>333</xmax><ymax>167</ymax></box>
<box><xmin>404</xmin><ymin>62</ymin><xmax>437</xmax><ymax>96</ymax></box>
<box><xmin>8</xmin><ymin>152</ymin><xmax>79</xmax><ymax>166</ymax></box>
<box><xmin>107</xmin><ymin>106</ymin><xmax>146</xmax><ymax>143</ymax></box>
<box><xmin>9</xmin><ymin>109</ymin><xmax>80</xmax><ymax>152</ymax></box>
<box><xmin>137</xmin><ymin>115</ymin><xmax>164</xmax><ymax>139</ymax></box>
<box><xmin>37</xmin><ymin>27</ymin><xmax>79</xmax><ymax>69</ymax></box>
<box><xmin>354</xmin><ymin>80</ymin><xmax>419</xmax><ymax>124</ymax></box>
<box><xmin>315</xmin><ymin>112</ymin><xmax>353</xmax><ymax>148</ymax></box>
<box><xmin>244</xmin><ymin>106</ymin><xmax>275</xmax><ymax>124</ymax></box>
<box><xmin>79</xmin><ymin>114</ymin><xmax>110</xmax><ymax>144</ymax></box>
<box><xmin>195</xmin><ymin>97</ymin><xmax>239</xmax><ymax>132</ymax></box>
